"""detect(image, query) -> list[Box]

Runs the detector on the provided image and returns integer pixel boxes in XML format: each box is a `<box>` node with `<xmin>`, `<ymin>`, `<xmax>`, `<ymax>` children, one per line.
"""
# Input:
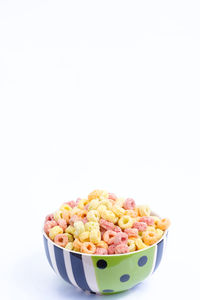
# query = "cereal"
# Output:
<box><xmin>114</xmin><ymin>232</ymin><xmax>128</xmax><ymax>245</ymax></box>
<box><xmin>108</xmin><ymin>193</ymin><xmax>117</xmax><ymax>201</ymax></box>
<box><xmin>57</xmin><ymin>218</ymin><xmax>67</xmax><ymax>231</ymax></box>
<box><xmin>140</xmin><ymin>216</ymin><xmax>154</xmax><ymax>226</ymax></box>
<box><xmin>108</xmin><ymin>244</ymin><xmax>116</xmax><ymax>254</ymax></box>
<box><xmin>157</xmin><ymin>218</ymin><xmax>171</xmax><ymax>230</ymax></box>
<box><xmin>54</xmin><ymin>234</ymin><xmax>68</xmax><ymax>247</ymax></box>
<box><xmin>44</xmin><ymin>220</ymin><xmax>57</xmax><ymax>234</ymax></box>
<box><xmin>118</xmin><ymin>215</ymin><xmax>134</xmax><ymax>229</ymax></box>
<box><xmin>81</xmin><ymin>242</ymin><xmax>96</xmax><ymax>254</ymax></box>
<box><xmin>49</xmin><ymin>226</ymin><xmax>63</xmax><ymax>240</ymax></box>
<box><xmin>95</xmin><ymin>247</ymin><xmax>108</xmax><ymax>255</ymax></box>
<box><xmin>44</xmin><ymin>189</ymin><xmax>170</xmax><ymax>254</ymax></box>
<box><xmin>123</xmin><ymin>198</ymin><xmax>136</xmax><ymax>210</ymax></box>
<box><xmin>115</xmin><ymin>244</ymin><xmax>129</xmax><ymax>254</ymax></box>
<box><xmin>103</xmin><ymin>230</ymin><xmax>117</xmax><ymax>245</ymax></box>
<box><xmin>124</xmin><ymin>228</ymin><xmax>138</xmax><ymax>238</ymax></box>
<box><xmin>99</xmin><ymin>218</ymin><xmax>115</xmax><ymax>231</ymax></box>
<box><xmin>142</xmin><ymin>231</ymin><xmax>159</xmax><ymax>245</ymax></box>
<box><xmin>132</xmin><ymin>221</ymin><xmax>147</xmax><ymax>232</ymax></box>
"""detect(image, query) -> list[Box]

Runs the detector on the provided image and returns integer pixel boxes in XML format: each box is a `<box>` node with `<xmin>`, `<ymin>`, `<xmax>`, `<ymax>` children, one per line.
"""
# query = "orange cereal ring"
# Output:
<box><xmin>62</xmin><ymin>210</ymin><xmax>71</xmax><ymax>224</ymax></box>
<box><xmin>81</xmin><ymin>242</ymin><xmax>96</xmax><ymax>254</ymax></box>
<box><xmin>142</xmin><ymin>231</ymin><xmax>159</xmax><ymax>246</ymax></box>
<box><xmin>77</xmin><ymin>209</ymin><xmax>88</xmax><ymax>219</ymax></box>
<box><xmin>54</xmin><ymin>234</ymin><xmax>68</xmax><ymax>247</ymax></box>
<box><xmin>157</xmin><ymin>218</ymin><xmax>171</xmax><ymax>230</ymax></box>
<box><xmin>96</xmin><ymin>241</ymin><xmax>108</xmax><ymax>249</ymax></box>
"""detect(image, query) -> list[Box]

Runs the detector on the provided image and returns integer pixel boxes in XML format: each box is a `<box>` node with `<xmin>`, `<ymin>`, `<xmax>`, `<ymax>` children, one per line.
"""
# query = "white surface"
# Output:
<box><xmin>0</xmin><ymin>1</ymin><xmax>200</xmax><ymax>299</ymax></box>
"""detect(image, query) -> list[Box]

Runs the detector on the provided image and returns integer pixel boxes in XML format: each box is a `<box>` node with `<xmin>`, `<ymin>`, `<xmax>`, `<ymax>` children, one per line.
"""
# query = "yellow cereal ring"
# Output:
<box><xmin>81</xmin><ymin>242</ymin><xmax>96</xmax><ymax>254</ymax></box>
<box><xmin>115</xmin><ymin>197</ymin><xmax>125</xmax><ymax>207</ymax></box>
<box><xmin>88</xmin><ymin>199</ymin><xmax>99</xmax><ymax>210</ymax></box>
<box><xmin>134</xmin><ymin>238</ymin><xmax>147</xmax><ymax>250</ymax></box>
<box><xmin>54</xmin><ymin>210</ymin><xmax>64</xmax><ymax>221</ymax></box>
<box><xmin>137</xmin><ymin>205</ymin><xmax>151</xmax><ymax>217</ymax></box>
<box><xmin>87</xmin><ymin>210</ymin><xmax>100</xmax><ymax>222</ymax></box>
<box><xmin>85</xmin><ymin>221</ymin><xmax>99</xmax><ymax>232</ymax></box>
<box><xmin>127</xmin><ymin>239</ymin><xmax>136</xmax><ymax>252</ymax></box>
<box><xmin>118</xmin><ymin>215</ymin><xmax>134</xmax><ymax>229</ymax></box>
<box><xmin>70</xmin><ymin>207</ymin><xmax>81</xmax><ymax>216</ymax></box>
<box><xmin>65</xmin><ymin>225</ymin><xmax>75</xmax><ymax>235</ymax></box>
<box><xmin>99</xmin><ymin>199</ymin><xmax>112</xmax><ymax>210</ymax></box>
<box><xmin>112</xmin><ymin>205</ymin><xmax>125</xmax><ymax>217</ymax></box>
<box><xmin>49</xmin><ymin>226</ymin><xmax>63</xmax><ymax>240</ymax></box>
<box><xmin>101</xmin><ymin>210</ymin><xmax>116</xmax><ymax>223</ymax></box>
<box><xmin>89</xmin><ymin>230</ymin><xmax>101</xmax><ymax>244</ymax></box>
<box><xmin>79</xmin><ymin>231</ymin><xmax>90</xmax><ymax>242</ymax></box>
<box><xmin>78</xmin><ymin>198</ymin><xmax>89</xmax><ymax>209</ymax></box>
<box><xmin>65</xmin><ymin>242</ymin><xmax>73</xmax><ymax>250</ymax></box>
<box><xmin>88</xmin><ymin>190</ymin><xmax>108</xmax><ymax>201</ymax></box>
<box><xmin>97</xmin><ymin>204</ymin><xmax>107</xmax><ymax>216</ymax></box>
<box><xmin>60</xmin><ymin>203</ymin><xmax>72</xmax><ymax>213</ymax></box>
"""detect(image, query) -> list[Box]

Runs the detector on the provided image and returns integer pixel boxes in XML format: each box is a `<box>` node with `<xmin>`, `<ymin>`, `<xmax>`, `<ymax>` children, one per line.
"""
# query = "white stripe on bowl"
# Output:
<box><xmin>82</xmin><ymin>255</ymin><xmax>99</xmax><ymax>293</ymax></box>
<box><xmin>47</xmin><ymin>240</ymin><xmax>60</xmax><ymax>276</ymax></box>
<box><xmin>63</xmin><ymin>250</ymin><xmax>79</xmax><ymax>288</ymax></box>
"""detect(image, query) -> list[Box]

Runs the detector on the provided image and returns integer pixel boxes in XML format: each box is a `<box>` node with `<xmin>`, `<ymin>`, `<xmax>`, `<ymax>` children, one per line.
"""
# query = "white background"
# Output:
<box><xmin>0</xmin><ymin>0</ymin><xmax>200</xmax><ymax>299</ymax></box>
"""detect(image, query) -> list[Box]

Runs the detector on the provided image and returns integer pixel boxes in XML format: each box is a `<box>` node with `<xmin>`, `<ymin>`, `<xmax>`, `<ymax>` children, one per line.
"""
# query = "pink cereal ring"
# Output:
<box><xmin>44</xmin><ymin>220</ymin><xmax>57</xmax><ymax>234</ymax></box>
<box><xmin>45</xmin><ymin>214</ymin><xmax>55</xmax><ymax>222</ymax></box>
<box><xmin>123</xmin><ymin>198</ymin><xmax>136</xmax><ymax>210</ymax></box>
<box><xmin>114</xmin><ymin>232</ymin><xmax>128</xmax><ymax>245</ymax></box>
<box><xmin>113</xmin><ymin>226</ymin><xmax>122</xmax><ymax>233</ymax></box>
<box><xmin>54</xmin><ymin>234</ymin><xmax>68</xmax><ymax>247</ymax></box>
<box><xmin>100</xmin><ymin>218</ymin><xmax>115</xmax><ymax>231</ymax></box>
<box><xmin>103</xmin><ymin>230</ymin><xmax>117</xmax><ymax>245</ymax></box>
<box><xmin>140</xmin><ymin>216</ymin><xmax>154</xmax><ymax>226</ymax></box>
<box><xmin>124</xmin><ymin>228</ymin><xmax>138</xmax><ymax>238</ymax></box>
<box><xmin>95</xmin><ymin>247</ymin><xmax>108</xmax><ymax>255</ymax></box>
<box><xmin>132</xmin><ymin>221</ymin><xmax>147</xmax><ymax>231</ymax></box>
<box><xmin>57</xmin><ymin>218</ymin><xmax>67</xmax><ymax>230</ymax></box>
<box><xmin>66</xmin><ymin>200</ymin><xmax>76</xmax><ymax>208</ymax></box>
<box><xmin>108</xmin><ymin>244</ymin><xmax>116</xmax><ymax>254</ymax></box>
<box><xmin>115</xmin><ymin>244</ymin><xmax>129</xmax><ymax>254</ymax></box>
<box><xmin>108</xmin><ymin>193</ymin><xmax>117</xmax><ymax>201</ymax></box>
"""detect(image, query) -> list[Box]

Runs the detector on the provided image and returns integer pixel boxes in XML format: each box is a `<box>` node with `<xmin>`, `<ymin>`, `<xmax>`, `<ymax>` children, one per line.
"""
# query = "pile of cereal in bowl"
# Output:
<box><xmin>44</xmin><ymin>189</ymin><xmax>170</xmax><ymax>255</ymax></box>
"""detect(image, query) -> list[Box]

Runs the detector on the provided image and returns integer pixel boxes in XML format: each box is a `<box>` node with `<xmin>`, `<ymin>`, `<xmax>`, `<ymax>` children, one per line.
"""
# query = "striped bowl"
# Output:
<box><xmin>43</xmin><ymin>230</ymin><xmax>168</xmax><ymax>295</ymax></box>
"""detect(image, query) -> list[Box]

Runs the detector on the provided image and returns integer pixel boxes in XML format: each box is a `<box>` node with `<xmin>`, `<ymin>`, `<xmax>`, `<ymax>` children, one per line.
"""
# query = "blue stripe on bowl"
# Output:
<box><xmin>43</xmin><ymin>235</ymin><xmax>53</xmax><ymax>269</ymax></box>
<box><xmin>153</xmin><ymin>237</ymin><xmax>164</xmax><ymax>272</ymax></box>
<box><xmin>54</xmin><ymin>245</ymin><xmax>71</xmax><ymax>284</ymax></box>
<box><xmin>70</xmin><ymin>252</ymin><xmax>93</xmax><ymax>292</ymax></box>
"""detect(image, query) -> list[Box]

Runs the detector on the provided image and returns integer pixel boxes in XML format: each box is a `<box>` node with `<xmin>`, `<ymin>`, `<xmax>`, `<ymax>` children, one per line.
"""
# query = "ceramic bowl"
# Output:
<box><xmin>43</xmin><ymin>229</ymin><xmax>168</xmax><ymax>295</ymax></box>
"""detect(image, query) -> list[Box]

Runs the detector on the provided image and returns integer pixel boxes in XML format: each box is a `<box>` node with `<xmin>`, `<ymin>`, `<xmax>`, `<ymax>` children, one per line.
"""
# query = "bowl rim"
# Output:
<box><xmin>43</xmin><ymin>228</ymin><xmax>168</xmax><ymax>257</ymax></box>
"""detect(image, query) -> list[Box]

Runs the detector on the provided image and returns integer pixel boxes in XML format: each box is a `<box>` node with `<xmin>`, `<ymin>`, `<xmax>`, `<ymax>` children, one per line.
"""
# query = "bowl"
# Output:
<box><xmin>43</xmin><ymin>229</ymin><xmax>168</xmax><ymax>295</ymax></box>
